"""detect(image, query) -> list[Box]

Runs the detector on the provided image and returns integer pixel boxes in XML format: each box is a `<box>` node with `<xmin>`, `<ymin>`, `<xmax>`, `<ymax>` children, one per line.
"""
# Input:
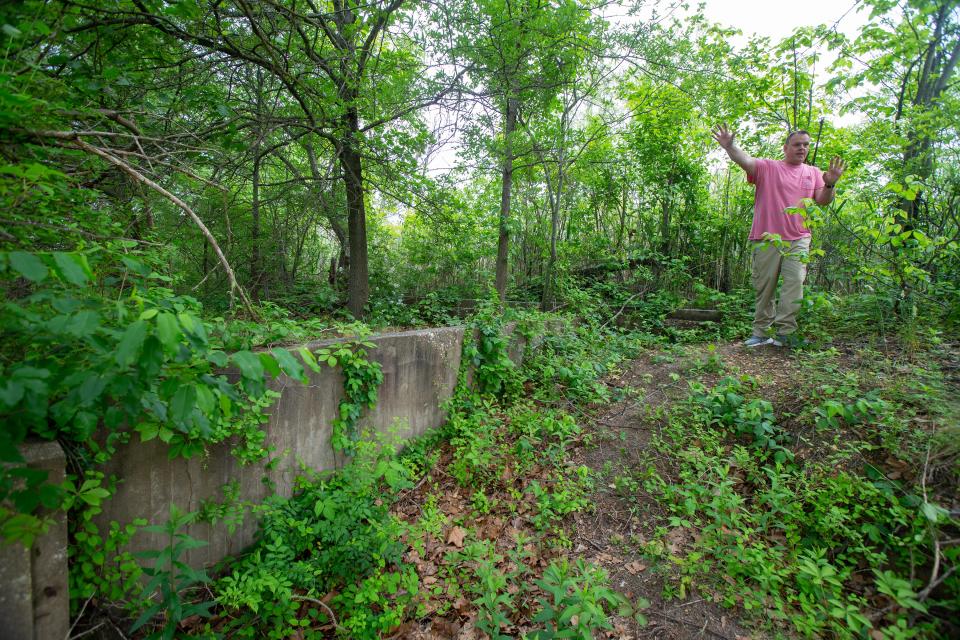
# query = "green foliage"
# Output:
<box><xmin>118</xmin><ymin>299</ymin><xmax>640</xmax><ymax>636</ymax></box>
<box><xmin>448</xmin><ymin>404</ymin><xmax>506</xmax><ymax>488</ymax></box>
<box><xmin>4</xmin><ymin>2</ymin><xmax>958</xmax><ymax>635</ymax></box>
<box><xmin>459</xmin><ymin>540</ymin><xmax>514</xmax><ymax>640</ymax></box>
<box><xmin>299</xmin><ymin>331</ymin><xmax>384</xmax><ymax>454</ymax></box>
<box><xmin>65</xmin><ymin>471</ymin><xmax>146</xmax><ymax>609</ymax></box>
<box><xmin>521</xmin><ymin>310</ymin><xmax>644</xmax><ymax>405</ymax></box>
<box><xmin>0</xmin><ymin>247</ymin><xmax>312</xmax><ymax>554</ymax></box>
<box><xmin>334</xmin><ymin>565</ymin><xmax>419</xmax><ymax>639</ymax></box>
<box><xmin>215</xmin><ymin>436</ymin><xmax>414</xmax><ymax>638</ymax></box>
<box><xmin>463</xmin><ymin>298</ymin><xmax>521</xmax><ymax>399</ymax></box>
<box><xmin>196</xmin><ymin>481</ymin><xmax>248</xmax><ymax>535</ymax></box>
<box><xmin>209</xmin><ymin>303</ymin><xmax>338</xmax><ymax>352</ymax></box>
<box><xmin>691</xmin><ymin>376</ymin><xmax>794</xmax><ymax>463</ymax></box>
<box><xmin>526</xmin><ymin>466</ymin><xmax>593</xmax><ymax>535</ymax></box>
<box><xmin>366</xmin><ymin>289</ymin><xmax>460</xmax><ymax>328</ymax></box>
<box><xmin>130</xmin><ymin>506</ymin><xmax>214</xmax><ymax>640</ymax></box>
<box><xmin>529</xmin><ymin>559</ymin><xmax>633</xmax><ymax>639</ymax></box>
<box><xmin>640</xmin><ymin>356</ymin><xmax>959</xmax><ymax>638</ymax></box>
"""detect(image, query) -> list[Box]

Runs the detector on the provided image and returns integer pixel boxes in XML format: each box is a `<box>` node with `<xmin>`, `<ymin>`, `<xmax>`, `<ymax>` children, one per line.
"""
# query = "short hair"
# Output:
<box><xmin>785</xmin><ymin>129</ymin><xmax>811</xmax><ymax>145</ymax></box>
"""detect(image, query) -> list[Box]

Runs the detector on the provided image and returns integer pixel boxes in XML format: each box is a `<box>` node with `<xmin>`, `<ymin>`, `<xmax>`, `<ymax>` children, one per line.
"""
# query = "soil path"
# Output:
<box><xmin>569</xmin><ymin>341</ymin><xmax>801</xmax><ymax>639</ymax></box>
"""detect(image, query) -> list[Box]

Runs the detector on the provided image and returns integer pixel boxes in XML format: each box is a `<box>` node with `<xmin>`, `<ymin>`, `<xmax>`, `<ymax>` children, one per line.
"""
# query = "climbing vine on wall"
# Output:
<box><xmin>299</xmin><ymin>330</ymin><xmax>384</xmax><ymax>454</ymax></box>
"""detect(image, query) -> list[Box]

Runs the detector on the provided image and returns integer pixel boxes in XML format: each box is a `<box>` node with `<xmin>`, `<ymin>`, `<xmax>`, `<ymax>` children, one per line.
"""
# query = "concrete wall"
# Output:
<box><xmin>97</xmin><ymin>326</ymin><xmax>468</xmax><ymax>567</ymax></box>
<box><xmin>0</xmin><ymin>443</ymin><xmax>70</xmax><ymax>640</ymax></box>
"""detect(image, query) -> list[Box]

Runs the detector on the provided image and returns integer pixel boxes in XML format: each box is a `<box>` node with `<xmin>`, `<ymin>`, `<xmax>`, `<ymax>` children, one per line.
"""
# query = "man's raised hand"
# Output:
<box><xmin>712</xmin><ymin>123</ymin><xmax>735</xmax><ymax>149</ymax></box>
<box><xmin>824</xmin><ymin>156</ymin><xmax>846</xmax><ymax>186</ymax></box>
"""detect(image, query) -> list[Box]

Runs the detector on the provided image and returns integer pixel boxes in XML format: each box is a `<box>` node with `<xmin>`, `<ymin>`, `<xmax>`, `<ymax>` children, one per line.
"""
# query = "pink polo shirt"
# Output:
<box><xmin>747</xmin><ymin>158</ymin><xmax>823</xmax><ymax>241</ymax></box>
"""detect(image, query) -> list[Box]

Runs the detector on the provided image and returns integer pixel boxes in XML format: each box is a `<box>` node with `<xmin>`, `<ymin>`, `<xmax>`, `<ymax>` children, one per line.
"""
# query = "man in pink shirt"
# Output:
<box><xmin>712</xmin><ymin>124</ymin><xmax>845</xmax><ymax>347</ymax></box>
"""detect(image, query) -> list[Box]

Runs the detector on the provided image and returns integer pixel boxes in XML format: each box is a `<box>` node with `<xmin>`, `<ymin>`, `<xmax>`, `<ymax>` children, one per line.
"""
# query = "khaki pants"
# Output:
<box><xmin>751</xmin><ymin>236</ymin><xmax>810</xmax><ymax>338</ymax></box>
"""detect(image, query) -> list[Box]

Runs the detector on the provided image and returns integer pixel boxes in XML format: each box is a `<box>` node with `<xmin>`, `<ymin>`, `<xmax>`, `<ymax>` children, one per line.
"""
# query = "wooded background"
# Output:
<box><xmin>2</xmin><ymin>0</ymin><xmax>957</xmax><ymax>324</ymax></box>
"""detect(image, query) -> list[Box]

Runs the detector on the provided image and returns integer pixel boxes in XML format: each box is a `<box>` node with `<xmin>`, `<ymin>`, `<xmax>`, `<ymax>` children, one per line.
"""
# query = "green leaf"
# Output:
<box><xmin>178</xmin><ymin>312</ymin><xmax>207</xmax><ymax>342</ymax></box>
<box><xmin>170</xmin><ymin>385</ymin><xmax>197</xmax><ymax>427</ymax></box>
<box><xmin>259</xmin><ymin>352</ymin><xmax>281</xmax><ymax>378</ymax></box>
<box><xmin>80</xmin><ymin>487</ymin><xmax>110</xmax><ymax>506</ymax></box>
<box><xmin>272</xmin><ymin>347</ymin><xmax>306</xmax><ymax>382</ymax></box>
<box><xmin>52</xmin><ymin>253</ymin><xmax>91</xmax><ymax>285</ymax></box>
<box><xmin>120</xmin><ymin>256</ymin><xmax>151</xmax><ymax>276</ymax></box>
<box><xmin>0</xmin><ymin>380</ymin><xmax>24</xmax><ymax>407</ymax></box>
<box><xmin>140</xmin><ymin>335</ymin><xmax>164</xmax><ymax>377</ymax></box>
<box><xmin>138</xmin><ymin>422</ymin><xmax>160</xmax><ymax>442</ymax></box>
<box><xmin>195</xmin><ymin>384</ymin><xmax>215</xmax><ymax>414</ymax></box>
<box><xmin>232</xmin><ymin>351</ymin><xmax>263</xmax><ymax>380</ymax></box>
<box><xmin>74</xmin><ymin>411</ymin><xmax>98</xmax><ymax>439</ymax></box>
<box><xmin>115</xmin><ymin>320</ymin><xmax>147</xmax><ymax>367</ymax></box>
<box><xmin>218</xmin><ymin>392</ymin><xmax>232</xmax><ymax>418</ymax></box>
<box><xmin>78</xmin><ymin>374</ymin><xmax>107</xmax><ymax>405</ymax></box>
<box><xmin>129</xmin><ymin>602</ymin><xmax>164</xmax><ymax>633</ymax></box>
<box><xmin>9</xmin><ymin>252</ymin><xmax>48</xmax><ymax>282</ymax></box>
<box><xmin>156</xmin><ymin>312</ymin><xmax>181</xmax><ymax>353</ymax></box>
<box><xmin>921</xmin><ymin>501</ymin><xmax>948</xmax><ymax>523</ymax></box>
<box><xmin>298</xmin><ymin>346</ymin><xmax>321</xmax><ymax>373</ymax></box>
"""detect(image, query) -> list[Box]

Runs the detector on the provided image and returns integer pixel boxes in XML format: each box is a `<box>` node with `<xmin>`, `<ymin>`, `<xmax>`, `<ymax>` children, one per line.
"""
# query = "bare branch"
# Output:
<box><xmin>59</xmin><ymin>134</ymin><xmax>258</xmax><ymax>318</ymax></box>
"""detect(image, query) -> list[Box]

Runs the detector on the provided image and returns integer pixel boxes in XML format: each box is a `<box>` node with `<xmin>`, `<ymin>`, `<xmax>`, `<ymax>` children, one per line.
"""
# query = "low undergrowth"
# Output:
<box><xmin>125</xmin><ymin>305</ymin><xmax>652</xmax><ymax>638</ymax></box>
<box><xmin>630</xmin><ymin>346</ymin><xmax>959</xmax><ymax>639</ymax></box>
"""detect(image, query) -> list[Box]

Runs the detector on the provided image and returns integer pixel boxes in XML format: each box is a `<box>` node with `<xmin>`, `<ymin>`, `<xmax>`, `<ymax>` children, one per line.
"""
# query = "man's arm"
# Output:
<box><xmin>814</xmin><ymin>156</ymin><xmax>846</xmax><ymax>206</ymax></box>
<box><xmin>712</xmin><ymin>123</ymin><xmax>757</xmax><ymax>178</ymax></box>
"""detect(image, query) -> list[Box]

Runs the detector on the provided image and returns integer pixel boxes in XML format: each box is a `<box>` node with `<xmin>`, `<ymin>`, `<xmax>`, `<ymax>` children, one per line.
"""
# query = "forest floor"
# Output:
<box><xmin>394</xmin><ymin>334</ymin><xmax>959</xmax><ymax>640</ymax></box>
<box><xmin>120</xmin><ymin>332</ymin><xmax>958</xmax><ymax>640</ymax></box>
<box><xmin>388</xmin><ymin>340</ymin><xmax>771</xmax><ymax>640</ymax></box>
<box><xmin>566</xmin><ymin>335</ymin><xmax>959</xmax><ymax>639</ymax></box>
<box><xmin>568</xmin><ymin>340</ymin><xmax>802</xmax><ymax>639</ymax></box>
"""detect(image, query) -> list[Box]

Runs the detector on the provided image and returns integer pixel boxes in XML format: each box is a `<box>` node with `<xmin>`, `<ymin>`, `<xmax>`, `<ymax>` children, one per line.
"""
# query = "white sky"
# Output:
<box><xmin>694</xmin><ymin>0</ymin><xmax>870</xmax><ymax>42</ymax></box>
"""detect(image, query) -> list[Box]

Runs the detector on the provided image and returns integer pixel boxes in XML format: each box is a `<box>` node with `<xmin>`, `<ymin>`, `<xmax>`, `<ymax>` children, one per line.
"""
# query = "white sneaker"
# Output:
<box><xmin>743</xmin><ymin>336</ymin><xmax>772</xmax><ymax>347</ymax></box>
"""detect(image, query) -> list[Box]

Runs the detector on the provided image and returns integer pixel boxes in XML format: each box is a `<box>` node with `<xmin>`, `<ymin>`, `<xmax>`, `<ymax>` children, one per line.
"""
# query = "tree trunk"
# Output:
<box><xmin>541</xmin><ymin>173</ymin><xmax>561</xmax><ymax>311</ymax></box>
<box><xmin>340</xmin><ymin>99</ymin><xmax>369</xmax><ymax>318</ymax></box>
<box><xmin>251</xmin><ymin>147</ymin><xmax>265</xmax><ymax>300</ymax></box>
<box><xmin>659</xmin><ymin>178</ymin><xmax>672</xmax><ymax>257</ymax></box>
<box><xmin>495</xmin><ymin>95</ymin><xmax>518</xmax><ymax>302</ymax></box>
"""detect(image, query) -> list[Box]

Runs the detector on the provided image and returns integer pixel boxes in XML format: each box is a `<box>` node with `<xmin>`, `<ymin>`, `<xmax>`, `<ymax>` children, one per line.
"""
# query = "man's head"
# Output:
<box><xmin>783</xmin><ymin>130</ymin><xmax>811</xmax><ymax>165</ymax></box>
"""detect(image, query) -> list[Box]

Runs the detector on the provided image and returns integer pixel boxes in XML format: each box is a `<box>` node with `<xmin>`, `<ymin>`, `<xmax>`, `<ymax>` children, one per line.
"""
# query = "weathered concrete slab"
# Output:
<box><xmin>0</xmin><ymin>538</ymin><xmax>33</xmax><ymax>640</ymax></box>
<box><xmin>0</xmin><ymin>442</ymin><xmax>69</xmax><ymax>640</ymax></box>
<box><xmin>97</xmin><ymin>325</ymin><xmax>467</xmax><ymax>568</ymax></box>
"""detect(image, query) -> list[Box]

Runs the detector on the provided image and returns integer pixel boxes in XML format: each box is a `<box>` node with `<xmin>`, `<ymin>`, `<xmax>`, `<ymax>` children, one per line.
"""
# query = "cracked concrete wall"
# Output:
<box><xmin>95</xmin><ymin>326</ymin><xmax>468</xmax><ymax>568</ymax></box>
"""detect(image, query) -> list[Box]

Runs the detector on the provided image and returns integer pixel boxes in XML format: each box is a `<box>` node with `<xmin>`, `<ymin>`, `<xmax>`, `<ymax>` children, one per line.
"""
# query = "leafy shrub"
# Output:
<box><xmin>0</xmin><ymin>248</ymin><xmax>309</xmax><ymax>556</ymax></box>
<box><xmin>644</xmin><ymin>369</ymin><xmax>956</xmax><ymax>638</ymax></box>
<box><xmin>530</xmin><ymin>559</ymin><xmax>632</xmax><ymax>639</ymax></box>
<box><xmin>691</xmin><ymin>376</ymin><xmax>793</xmax><ymax>462</ymax></box>
<box><xmin>216</xmin><ymin>436</ymin><xmax>415</xmax><ymax>638</ymax></box>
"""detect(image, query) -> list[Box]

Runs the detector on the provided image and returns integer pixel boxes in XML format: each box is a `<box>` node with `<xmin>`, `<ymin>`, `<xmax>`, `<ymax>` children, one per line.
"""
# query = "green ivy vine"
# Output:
<box><xmin>0</xmin><ymin>246</ymin><xmax>312</xmax><ymax>606</ymax></box>
<box><xmin>299</xmin><ymin>331</ymin><xmax>384</xmax><ymax>454</ymax></box>
<box><xmin>461</xmin><ymin>298</ymin><xmax>520</xmax><ymax>400</ymax></box>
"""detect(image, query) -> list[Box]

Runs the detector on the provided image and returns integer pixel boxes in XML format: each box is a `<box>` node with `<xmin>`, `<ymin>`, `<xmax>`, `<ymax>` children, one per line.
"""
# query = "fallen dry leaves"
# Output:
<box><xmin>445</xmin><ymin>526</ymin><xmax>467</xmax><ymax>548</ymax></box>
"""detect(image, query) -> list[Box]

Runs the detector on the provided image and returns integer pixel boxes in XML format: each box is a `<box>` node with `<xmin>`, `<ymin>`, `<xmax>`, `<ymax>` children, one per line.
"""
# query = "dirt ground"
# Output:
<box><xmin>566</xmin><ymin>332</ymin><xmax>960</xmax><ymax>640</ymax></box>
<box><xmin>568</xmin><ymin>340</ymin><xmax>806</xmax><ymax>640</ymax></box>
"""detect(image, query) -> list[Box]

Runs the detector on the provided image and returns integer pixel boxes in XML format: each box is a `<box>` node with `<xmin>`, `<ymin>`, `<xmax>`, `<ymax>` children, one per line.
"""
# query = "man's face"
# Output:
<box><xmin>783</xmin><ymin>134</ymin><xmax>811</xmax><ymax>165</ymax></box>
